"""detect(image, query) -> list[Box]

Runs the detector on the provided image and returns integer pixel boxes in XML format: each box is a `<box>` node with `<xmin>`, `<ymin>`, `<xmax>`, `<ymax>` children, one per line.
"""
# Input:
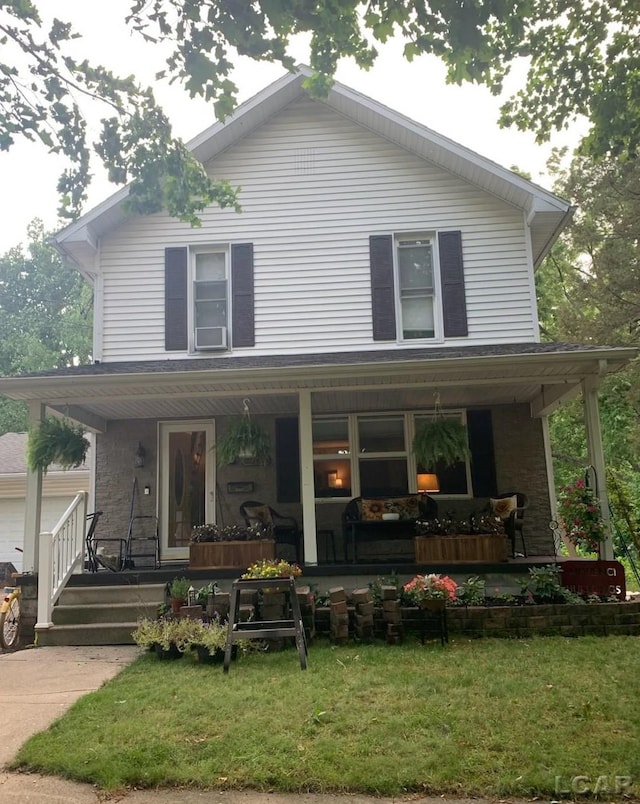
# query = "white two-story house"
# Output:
<box><xmin>1</xmin><ymin>67</ymin><xmax>634</xmax><ymax>578</ymax></box>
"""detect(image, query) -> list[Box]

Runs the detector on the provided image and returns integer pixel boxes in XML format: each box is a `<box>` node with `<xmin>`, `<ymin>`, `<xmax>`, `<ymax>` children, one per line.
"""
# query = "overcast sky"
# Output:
<box><xmin>0</xmin><ymin>1</ymin><xmax>585</xmax><ymax>254</ymax></box>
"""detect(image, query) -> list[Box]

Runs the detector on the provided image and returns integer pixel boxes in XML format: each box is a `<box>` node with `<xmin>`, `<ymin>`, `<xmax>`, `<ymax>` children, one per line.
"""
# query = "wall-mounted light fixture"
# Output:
<box><xmin>134</xmin><ymin>442</ymin><xmax>146</xmax><ymax>469</ymax></box>
<box><xmin>417</xmin><ymin>472</ymin><xmax>440</xmax><ymax>493</ymax></box>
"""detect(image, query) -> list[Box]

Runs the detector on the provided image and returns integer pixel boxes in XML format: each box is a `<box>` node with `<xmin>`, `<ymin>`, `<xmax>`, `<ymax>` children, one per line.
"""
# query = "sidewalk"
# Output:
<box><xmin>0</xmin><ymin>646</ymin><xmax>515</xmax><ymax>804</ymax></box>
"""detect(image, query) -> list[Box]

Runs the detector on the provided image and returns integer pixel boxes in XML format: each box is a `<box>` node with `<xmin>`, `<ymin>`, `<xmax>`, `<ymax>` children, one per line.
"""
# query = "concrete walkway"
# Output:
<box><xmin>0</xmin><ymin>646</ymin><xmax>519</xmax><ymax>804</ymax></box>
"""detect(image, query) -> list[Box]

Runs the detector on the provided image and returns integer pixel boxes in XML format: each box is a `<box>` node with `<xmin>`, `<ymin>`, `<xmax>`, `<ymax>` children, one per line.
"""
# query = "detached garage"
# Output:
<box><xmin>0</xmin><ymin>433</ymin><xmax>90</xmax><ymax>573</ymax></box>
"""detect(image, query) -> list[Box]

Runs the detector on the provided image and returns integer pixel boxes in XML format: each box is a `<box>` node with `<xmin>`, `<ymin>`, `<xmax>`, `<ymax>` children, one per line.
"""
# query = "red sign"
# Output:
<box><xmin>561</xmin><ymin>560</ymin><xmax>626</xmax><ymax>600</ymax></box>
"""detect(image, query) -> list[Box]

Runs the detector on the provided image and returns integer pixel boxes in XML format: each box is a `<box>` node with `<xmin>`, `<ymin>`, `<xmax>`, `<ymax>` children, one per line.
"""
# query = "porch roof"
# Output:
<box><xmin>0</xmin><ymin>342</ymin><xmax>635</xmax><ymax>431</ymax></box>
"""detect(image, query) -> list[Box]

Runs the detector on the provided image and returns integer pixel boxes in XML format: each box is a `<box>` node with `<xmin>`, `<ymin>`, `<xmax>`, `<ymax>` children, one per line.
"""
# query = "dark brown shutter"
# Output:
<box><xmin>369</xmin><ymin>235</ymin><xmax>397</xmax><ymax>341</ymax></box>
<box><xmin>276</xmin><ymin>417</ymin><xmax>300</xmax><ymax>503</ymax></box>
<box><xmin>165</xmin><ymin>247</ymin><xmax>188</xmax><ymax>351</ymax></box>
<box><xmin>467</xmin><ymin>409</ymin><xmax>497</xmax><ymax>497</ymax></box>
<box><xmin>231</xmin><ymin>243</ymin><xmax>255</xmax><ymax>348</ymax></box>
<box><xmin>438</xmin><ymin>230</ymin><xmax>468</xmax><ymax>337</ymax></box>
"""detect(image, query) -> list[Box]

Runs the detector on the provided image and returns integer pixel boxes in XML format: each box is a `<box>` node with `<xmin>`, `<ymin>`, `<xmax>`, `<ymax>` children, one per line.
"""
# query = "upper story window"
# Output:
<box><xmin>397</xmin><ymin>238</ymin><xmax>435</xmax><ymax>340</ymax></box>
<box><xmin>164</xmin><ymin>243</ymin><xmax>255</xmax><ymax>354</ymax></box>
<box><xmin>369</xmin><ymin>230</ymin><xmax>468</xmax><ymax>343</ymax></box>
<box><xmin>193</xmin><ymin>250</ymin><xmax>228</xmax><ymax>350</ymax></box>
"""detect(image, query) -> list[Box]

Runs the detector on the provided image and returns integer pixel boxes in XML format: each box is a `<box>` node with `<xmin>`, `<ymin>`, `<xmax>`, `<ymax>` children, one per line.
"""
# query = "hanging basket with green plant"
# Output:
<box><xmin>413</xmin><ymin>395</ymin><xmax>470</xmax><ymax>469</ymax></box>
<box><xmin>216</xmin><ymin>398</ymin><xmax>271</xmax><ymax>465</ymax></box>
<box><xmin>27</xmin><ymin>416</ymin><xmax>90</xmax><ymax>474</ymax></box>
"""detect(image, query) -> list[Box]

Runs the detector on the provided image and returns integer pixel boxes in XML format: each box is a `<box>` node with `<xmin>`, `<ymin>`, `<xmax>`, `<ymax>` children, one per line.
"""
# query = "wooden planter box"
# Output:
<box><xmin>189</xmin><ymin>539</ymin><xmax>275</xmax><ymax>569</ymax></box>
<box><xmin>414</xmin><ymin>535</ymin><xmax>508</xmax><ymax>564</ymax></box>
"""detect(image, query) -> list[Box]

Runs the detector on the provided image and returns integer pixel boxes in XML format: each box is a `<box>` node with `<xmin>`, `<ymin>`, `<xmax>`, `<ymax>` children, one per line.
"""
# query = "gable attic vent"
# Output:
<box><xmin>294</xmin><ymin>148</ymin><xmax>316</xmax><ymax>174</ymax></box>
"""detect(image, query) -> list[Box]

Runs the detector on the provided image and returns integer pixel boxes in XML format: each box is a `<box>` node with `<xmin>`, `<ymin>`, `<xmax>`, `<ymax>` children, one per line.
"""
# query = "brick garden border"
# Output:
<box><xmin>312</xmin><ymin>598</ymin><xmax>640</xmax><ymax>640</ymax></box>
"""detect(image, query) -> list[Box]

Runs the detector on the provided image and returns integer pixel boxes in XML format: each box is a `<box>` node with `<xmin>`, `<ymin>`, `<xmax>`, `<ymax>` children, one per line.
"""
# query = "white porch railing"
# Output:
<box><xmin>36</xmin><ymin>490</ymin><xmax>88</xmax><ymax>630</ymax></box>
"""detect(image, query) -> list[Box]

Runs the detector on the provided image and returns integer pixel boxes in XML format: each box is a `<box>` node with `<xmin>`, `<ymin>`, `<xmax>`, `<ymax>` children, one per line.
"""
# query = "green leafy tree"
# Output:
<box><xmin>2</xmin><ymin>1</ymin><xmax>640</xmax><ymax>223</ymax></box>
<box><xmin>0</xmin><ymin>219</ymin><xmax>92</xmax><ymax>433</ymax></box>
<box><xmin>536</xmin><ymin>153</ymin><xmax>640</xmax><ymax>556</ymax></box>
<box><xmin>0</xmin><ymin>0</ymin><xmax>238</xmax><ymax>222</ymax></box>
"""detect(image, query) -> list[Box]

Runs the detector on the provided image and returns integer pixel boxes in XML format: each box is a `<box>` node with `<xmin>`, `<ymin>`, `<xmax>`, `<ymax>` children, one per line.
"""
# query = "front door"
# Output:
<box><xmin>159</xmin><ymin>421</ymin><xmax>215</xmax><ymax>560</ymax></box>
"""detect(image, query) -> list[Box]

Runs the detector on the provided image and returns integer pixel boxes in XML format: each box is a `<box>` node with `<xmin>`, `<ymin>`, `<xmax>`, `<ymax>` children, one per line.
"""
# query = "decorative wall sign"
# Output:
<box><xmin>561</xmin><ymin>560</ymin><xmax>626</xmax><ymax>600</ymax></box>
<box><xmin>227</xmin><ymin>481</ymin><xmax>255</xmax><ymax>494</ymax></box>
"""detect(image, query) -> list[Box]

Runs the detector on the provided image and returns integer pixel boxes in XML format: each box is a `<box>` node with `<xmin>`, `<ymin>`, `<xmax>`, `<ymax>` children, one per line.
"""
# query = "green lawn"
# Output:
<box><xmin>13</xmin><ymin>636</ymin><xmax>640</xmax><ymax>797</ymax></box>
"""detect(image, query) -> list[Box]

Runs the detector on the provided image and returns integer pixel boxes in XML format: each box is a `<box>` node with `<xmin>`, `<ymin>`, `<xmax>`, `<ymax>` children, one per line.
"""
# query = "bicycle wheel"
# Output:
<box><xmin>0</xmin><ymin>594</ymin><xmax>20</xmax><ymax>650</ymax></box>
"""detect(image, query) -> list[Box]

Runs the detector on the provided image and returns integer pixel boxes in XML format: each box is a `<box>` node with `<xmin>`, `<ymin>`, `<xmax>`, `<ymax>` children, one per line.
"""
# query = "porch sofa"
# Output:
<box><xmin>342</xmin><ymin>494</ymin><xmax>438</xmax><ymax>563</ymax></box>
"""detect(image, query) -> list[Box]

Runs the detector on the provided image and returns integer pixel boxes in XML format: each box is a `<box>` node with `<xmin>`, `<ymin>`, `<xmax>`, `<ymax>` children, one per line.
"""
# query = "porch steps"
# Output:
<box><xmin>36</xmin><ymin>583</ymin><xmax>166</xmax><ymax>647</ymax></box>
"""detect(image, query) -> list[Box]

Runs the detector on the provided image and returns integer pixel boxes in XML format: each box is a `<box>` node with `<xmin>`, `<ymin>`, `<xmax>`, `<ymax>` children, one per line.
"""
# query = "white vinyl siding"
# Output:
<box><xmin>98</xmin><ymin>98</ymin><xmax>535</xmax><ymax>361</ymax></box>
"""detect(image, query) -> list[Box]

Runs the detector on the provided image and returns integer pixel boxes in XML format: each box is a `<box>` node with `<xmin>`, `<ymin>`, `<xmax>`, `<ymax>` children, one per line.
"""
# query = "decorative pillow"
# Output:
<box><xmin>360</xmin><ymin>496</ymin><xmax>420</xmax><ymax>521</ymax></box>
<box><xmin>361</xmin><ymin>499</ymin><xmax>387</xmax><ymax>521</ymax></box>
<box><xmin>388</xmin><ymin>495</ymin><xmax>420</xmax><ymax>521</ymax></box>
<box><xmin>490</xmin><ymin>495</ymin><xmax>518</xmax><ymax>520</ymax></box>
<box><xmin>244</xmin><ymin>505</ymin><xmax>273</xmax><ymax>529</ymax></box>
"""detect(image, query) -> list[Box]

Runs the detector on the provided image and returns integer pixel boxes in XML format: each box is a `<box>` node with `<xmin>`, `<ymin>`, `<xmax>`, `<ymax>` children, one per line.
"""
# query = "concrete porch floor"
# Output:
<box><xmin>67</xmin><ymin>554</ymin><xmax>569</xmax><ymax>596</ymax></box>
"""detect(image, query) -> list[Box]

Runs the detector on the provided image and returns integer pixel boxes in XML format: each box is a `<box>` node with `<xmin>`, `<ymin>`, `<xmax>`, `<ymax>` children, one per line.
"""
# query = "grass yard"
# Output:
<box><xmin>12</xmin><ymin>636</ymin><xmax>640</xmax><ymax>796</ymax></box>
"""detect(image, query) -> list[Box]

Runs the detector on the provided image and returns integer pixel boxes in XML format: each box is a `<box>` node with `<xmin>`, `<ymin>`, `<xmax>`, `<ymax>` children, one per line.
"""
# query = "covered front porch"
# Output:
<box><xmin>0</xmin><ymin>342</ymin><xmax>635</xmax><ymax>635</ymax></box>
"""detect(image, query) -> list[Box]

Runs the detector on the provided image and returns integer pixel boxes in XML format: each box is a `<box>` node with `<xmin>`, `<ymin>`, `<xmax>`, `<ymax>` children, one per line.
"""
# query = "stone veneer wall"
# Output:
<box><xmin>491</xmin><ymin>403</ymin><xmax>553</xmax><ymax>555</ymax></box>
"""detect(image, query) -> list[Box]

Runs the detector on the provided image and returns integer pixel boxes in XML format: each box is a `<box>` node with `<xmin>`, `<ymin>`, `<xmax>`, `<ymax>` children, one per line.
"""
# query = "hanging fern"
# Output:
<box><xmin>216</xmin><ymin>416</ymin><xmax>271</xmax><ymax>465</ymax></box>
<box><xmin>413</xmin><ymin>417</ymin><xmax>470</xmax><ymax>469</ymax></box>
<box><xmin>27</xmin><ymin>417</ymin><xmax>90</xmax><ymax>474</ymax></box>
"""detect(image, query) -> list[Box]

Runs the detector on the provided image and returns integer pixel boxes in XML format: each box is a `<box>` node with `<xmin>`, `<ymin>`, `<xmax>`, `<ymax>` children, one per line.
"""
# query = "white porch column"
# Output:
<box><xmin>298</xmin><ymin>390</ymin><xmax>318</xmax><ymax>566</ymax></box>
<box><xmin>541</xmin><ymin>415</ymin><xmax>561</xmax><ymax>554</ymax></box>
<box><xmin>23</xmin><ymin>401</ymin><xmax>45</xmax><ymax>572</ymax></box>
<box><xmin>582</xmin><ymin>378</ymin><xmax>613</xmax><ymax>561</ymax></box>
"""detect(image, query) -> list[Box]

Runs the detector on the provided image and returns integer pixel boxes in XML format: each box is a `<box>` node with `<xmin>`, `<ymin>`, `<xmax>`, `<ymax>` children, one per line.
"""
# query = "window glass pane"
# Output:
<box><xmin>358</xmin><ymin>416</ymin><xmax>405</xmax><ymax>452</ymax></box>
<box><xmin>313</xmin><ymin>419</ymin><xmax>350</xmax><ymax>455</ymax></box>
<box><xmin>195</xmin><ymin>280</ymin><xmax>226</xmax><ymax>301</ymax></box>
<box><xmin>359</xmin><ymin>459</ymin><xmax>408</xmax><ymax>497</ymax></box>
<box><xmin>195</xmin><ymin>252</ymin><xmax>226</xmax><ymax>280</ymax></box>
<box><xmin>313</xmin><ymin>459</ymin><xmax>351</xmax><ymax>498</ymax></box>
<box><xmin>398</xmin><ymin>241</ymin><xmax>433</xmax><ymax>290</ymax></box>
<box><xmin>196</xmin><ymin>300</ymin><xmax>227</xmax><ymax>327</ymax></box>
<box><xmin>402</xmin><ymin>297</ymin><xmax>434</xmax><ymax>339</ymax></box>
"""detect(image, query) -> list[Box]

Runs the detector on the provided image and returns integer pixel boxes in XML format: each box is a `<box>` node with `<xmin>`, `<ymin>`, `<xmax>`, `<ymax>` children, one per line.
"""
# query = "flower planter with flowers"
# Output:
<box><xmin>189</xmin><ymin>523</ymin><xmax>275</xmax><ymax>569</ymax></box>
<box><xmin>403</xmin><ymin>573</ymin><xmax>458</xmax><ymax>608</ymax></box>
<box><xmin>241</xmin><ymin>558</ymin><xmax>303</xmax><ymax>580</ymax></box>
<box><xmin>414</xmin><ymin>515</ymin><xmax>508</xmax><ymax>563</ymax></box>
<box><xmin>558</xmin><ymin>475</ymin><xmax>606</xmax><ymax>554</ymax></box>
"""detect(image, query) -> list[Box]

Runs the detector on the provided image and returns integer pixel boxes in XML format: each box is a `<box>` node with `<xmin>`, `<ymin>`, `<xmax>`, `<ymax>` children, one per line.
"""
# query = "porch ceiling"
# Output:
<box><xmin>0</xmin><ymin>343</ymin><xmax>635</xmax><ymax>430</ymax></box>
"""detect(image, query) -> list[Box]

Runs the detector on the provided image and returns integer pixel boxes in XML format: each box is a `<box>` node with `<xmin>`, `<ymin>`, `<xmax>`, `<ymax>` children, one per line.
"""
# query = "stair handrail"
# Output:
<box><xmin>36</xmin><ymin>490</ymin><xmax>89</xmax><ymax>630</ymax></box>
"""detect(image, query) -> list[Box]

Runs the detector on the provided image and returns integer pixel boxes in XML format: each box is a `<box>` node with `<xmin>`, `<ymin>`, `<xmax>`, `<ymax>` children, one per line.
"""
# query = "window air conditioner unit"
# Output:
<box><xmin>195</xmin><ymin>326</ymin><xmax>228</xmax><ymax>350</ymax></box>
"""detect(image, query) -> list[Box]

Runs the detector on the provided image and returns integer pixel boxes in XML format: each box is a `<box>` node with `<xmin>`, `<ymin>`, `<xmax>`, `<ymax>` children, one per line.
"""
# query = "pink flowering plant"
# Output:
<box><xmin>403</xmin><ymin>573</ymin><xmax>458</xmax><ymax>605</ymax></box>
<box><xmin>558</xmin><ymin>476</ymin><xmax>606</xmax><ymax>553</ymax></box>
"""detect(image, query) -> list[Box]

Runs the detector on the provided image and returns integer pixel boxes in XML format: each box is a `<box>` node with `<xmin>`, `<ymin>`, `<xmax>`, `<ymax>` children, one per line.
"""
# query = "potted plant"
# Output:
<box><xmin>168</xmin><ymin>576</ymin><xmax>191</xmax><ymax>613</ymax></box>
<box><xmin>412</xmin><ymin>416</ymin><xmax>470</xmax><ymax>470</ymax></box>
<box><xmin>189</xmin><ymin>524</ymin><xmax>275</xmax><ymax>569</ymax></box>
<box><xmin>558</xmin><ymin>476</ymin><xmax>606</xmax><ymax>554</ymax></box>
<box><xmin>241</xmin><ymin>558</ymin><xmax>302</xmax><ymax>579</ymax></box>
<box><xmin>403</xmin><ymin>573</ymin><xmax>458</xmax><ymax>608</ymax></box>
<box><xmin>191</xmin><ymin>616</ymin><xmax>229</xmax><ymax>663</ymax></box>
<box><xmin>215</xmin><ymin>399</ymin><xmax>271</xmax><ymax>465</ymax></box>
<box><xmin>131</xmin><ymin>617</ymin><xmax>163</xmax><ymax>651</ymax></box>
<box><xmin>26</xmin><ymin>416</ymin><xmax>90</xmax><ymax>473</ymax></box>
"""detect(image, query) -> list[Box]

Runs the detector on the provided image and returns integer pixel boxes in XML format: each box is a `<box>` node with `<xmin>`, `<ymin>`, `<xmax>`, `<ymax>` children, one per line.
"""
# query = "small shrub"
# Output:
<box><xmin>455</xmin><ymin>575</ymin><xmax>485</xmax><ymax>606</ymax></box>
<box><xmin>520</xmin><ymin>565</ymin><xmax>564</xmax><ymax>601</ymax></box>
